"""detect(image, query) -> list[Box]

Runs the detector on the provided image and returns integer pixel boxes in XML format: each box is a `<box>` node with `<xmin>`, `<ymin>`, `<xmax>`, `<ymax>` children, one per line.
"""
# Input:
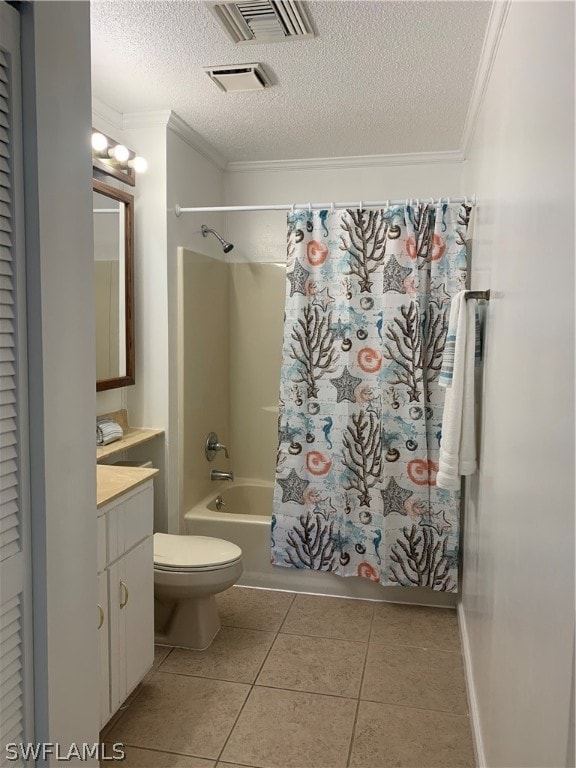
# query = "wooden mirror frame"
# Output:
<box><xmin>94</xmin><ymin>179</ymin><xmax>135</xmax><ymax>391</ymax></box>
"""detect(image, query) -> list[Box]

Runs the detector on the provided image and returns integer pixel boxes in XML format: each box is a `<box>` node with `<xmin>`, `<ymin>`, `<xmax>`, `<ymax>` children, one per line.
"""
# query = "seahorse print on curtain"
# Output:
<box><xmin>272</xmin><ymin>203</ymin><xmax>471</xmax><ymax>591</ymax></box>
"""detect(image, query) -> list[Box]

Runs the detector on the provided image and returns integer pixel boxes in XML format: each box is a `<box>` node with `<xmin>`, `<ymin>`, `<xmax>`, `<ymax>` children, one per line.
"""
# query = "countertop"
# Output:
<box><xmin>96</xmin><ymin>408</ymin><xmax>164</xmax><ymax>462</ymax></box>
<box><xmin>97</xmin><ymin>464</ymin><xmax>159</xmax><ymax>509</ymax></box>
<box><xmin>96</xmin><ymin>427</ymin><xmax>164</xmax><ymax>462</ymax></box>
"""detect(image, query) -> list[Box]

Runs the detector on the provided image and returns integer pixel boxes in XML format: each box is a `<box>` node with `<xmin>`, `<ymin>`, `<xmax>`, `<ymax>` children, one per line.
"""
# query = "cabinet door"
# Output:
<box><xmin>98</xmin><ymin>572</ymin><xmax>110</xmax><ymax>727</ymax></box>
<box><xmin>105</xmin><ymin>482</ymin><xmax>154</xmax><ymax>566</ymax></box>
<box><xmin>119</xmin><ymin>536</ymin><xmax>154</xmax><ymax>697</ymax></box>
<box><xmin>123</xmin><ymin>484</ymin><xmax>153</xmax><ymax>553</ymax></box>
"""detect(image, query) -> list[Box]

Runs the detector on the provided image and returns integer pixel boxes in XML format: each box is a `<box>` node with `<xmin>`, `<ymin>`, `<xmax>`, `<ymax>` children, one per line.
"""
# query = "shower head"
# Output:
<box><xmin>201</xmin><ymin>224</ymin><xmax>234</xmax><ymax>253</ymax></box>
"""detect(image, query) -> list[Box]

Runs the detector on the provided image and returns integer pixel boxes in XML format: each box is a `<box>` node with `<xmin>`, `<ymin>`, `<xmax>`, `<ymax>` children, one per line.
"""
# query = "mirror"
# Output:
<box><xmin>93</xmin><ymin>179</ymin><xmax>134</xmax><ymax>391</ymax></box>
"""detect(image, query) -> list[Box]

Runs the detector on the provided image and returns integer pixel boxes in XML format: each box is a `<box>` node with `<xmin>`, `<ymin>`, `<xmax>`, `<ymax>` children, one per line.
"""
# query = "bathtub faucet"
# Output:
<box><xmin>210</xmin><ymin>470</ymin><xmax>234</xmax><ymax>482</ymax></box>
<box><xmin>205</xmin><ymin>432</ymin><xmax>229</xmax><ymax>461</ymax></box>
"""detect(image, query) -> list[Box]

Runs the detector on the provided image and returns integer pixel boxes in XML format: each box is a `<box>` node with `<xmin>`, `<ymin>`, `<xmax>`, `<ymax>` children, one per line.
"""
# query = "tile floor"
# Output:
<box><xmin>102</xmin><ymin>587</ymin><xmax>475</xmax><ymax>768</ymax></box>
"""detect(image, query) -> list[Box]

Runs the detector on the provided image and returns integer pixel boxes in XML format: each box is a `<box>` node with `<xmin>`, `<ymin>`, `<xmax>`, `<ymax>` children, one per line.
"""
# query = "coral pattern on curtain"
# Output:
<box><xmin>272</xmin><ymin>203</ymin><xmax>471</xmax><ymax>591</ymax></box>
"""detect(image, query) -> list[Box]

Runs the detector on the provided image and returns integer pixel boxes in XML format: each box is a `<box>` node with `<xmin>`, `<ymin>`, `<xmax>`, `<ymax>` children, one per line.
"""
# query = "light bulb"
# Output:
<box><xmin>109</xmin><ymin>144</ymin><xmax>130</xmax><ymax>163</ymax></box>
<box><xmin>91</xmin><ymin>132</ymin><xmax>108</xmax><ymax>152</ymax></box>
<box><xmin>128</xmin><ymin>156</ymin><xmax>148</xmax><ymax>173</ymax></box>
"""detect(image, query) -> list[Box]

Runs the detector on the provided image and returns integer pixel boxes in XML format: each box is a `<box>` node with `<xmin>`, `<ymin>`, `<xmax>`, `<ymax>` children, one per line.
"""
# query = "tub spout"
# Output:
<box><xmin>210</xmin><ymin>470</ymin><xmax>234</xmax><ymax>482</ymax></box>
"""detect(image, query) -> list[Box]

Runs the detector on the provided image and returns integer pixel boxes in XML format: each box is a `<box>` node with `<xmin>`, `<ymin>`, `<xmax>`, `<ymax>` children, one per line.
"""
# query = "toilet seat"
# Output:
<box><xmin>153</xmin><ymin>533</ymin><xmax>242</xmax><ymax>573</ymax></box>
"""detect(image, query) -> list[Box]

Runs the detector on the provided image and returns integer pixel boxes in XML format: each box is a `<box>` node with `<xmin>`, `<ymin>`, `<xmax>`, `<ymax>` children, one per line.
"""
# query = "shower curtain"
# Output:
<box><xmin>272</xmin><ymin>203</ymin><xmax>471</xmax><ymax>592</ymax></box>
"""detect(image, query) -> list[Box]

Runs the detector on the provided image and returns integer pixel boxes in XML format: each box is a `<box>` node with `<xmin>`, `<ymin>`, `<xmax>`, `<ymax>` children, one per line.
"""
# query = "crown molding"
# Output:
<box><xmin>92</xmin><ymin>97</ymin><xmax>123</xmax><ymax>131</ymax></box>
<box><xmin>226</xmin><ymin>150</ymin><xmax>464</xmax><ymax>173</ymax></box>
<box><xmin>122</xmin><ymin>110</ymin><xmax>172</xmax><ymax>129</ymax></box>
<box><xmin>166</xmin><ymin>112</ymin><xmax>228</xmax><ymax>171</ymax></box>
<box><xmin>460</xmin><ymin>0</ymin><xmax>511</xmax><ymax>159</ymax></box>
<box><xmin>121</xmin><ymin>110</ymin><xmax>227</xmax><ymax>171</ymax></box>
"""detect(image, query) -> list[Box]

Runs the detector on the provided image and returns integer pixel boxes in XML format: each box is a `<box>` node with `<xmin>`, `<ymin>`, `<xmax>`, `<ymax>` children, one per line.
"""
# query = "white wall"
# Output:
<box><xmin>103</xmin><ymin>119</ymin><xmax>169</xmax><ymax>442</ymax></box>
<box><xmin>461</xmin><ymin>3</ymin><xmax>575</xmax><ymax>766</ymax></box>
<box><xmin>21</xmin><ymin>1</ymin><xmax>99</xmax><ymax>760</ymax></box>
<box><xmin>120</xmin><ymin>120</ymin><xmax>169</xmax><ymax>530</ymax></box>
<box><xmin>224</xmin><ymin>159</ymin><xmax>464</xmax><ymax>264</ymax></box>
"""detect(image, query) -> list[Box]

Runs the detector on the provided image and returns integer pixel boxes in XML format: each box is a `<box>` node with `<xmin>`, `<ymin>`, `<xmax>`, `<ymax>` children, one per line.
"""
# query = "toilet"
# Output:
<box><xmin>153</xmin><ymin>533</ymin><xmax>243</xmax><ymax>650</ymax></box>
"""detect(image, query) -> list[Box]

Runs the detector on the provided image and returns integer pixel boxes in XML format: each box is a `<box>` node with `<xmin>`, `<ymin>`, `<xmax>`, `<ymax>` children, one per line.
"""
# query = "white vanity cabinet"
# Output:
<box><xmin>97</xmin><ymin>475</ymin><xmax>155</xmax><ymax>728</ymax></box>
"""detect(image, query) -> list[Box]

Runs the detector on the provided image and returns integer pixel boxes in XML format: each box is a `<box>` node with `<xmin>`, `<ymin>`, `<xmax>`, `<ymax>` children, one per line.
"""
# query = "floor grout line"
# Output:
<box><xmin>276</xmin><ymin>591</ymin><xmax>297</xmax><ymax>634</ymax></box>
<box><xmin>252</xmin><ymin>628</ymin><xmax>289</xmax><ymax>687</ymax></box>
<box><xmin>366</xmin><ymin>639</ymin><xmax>463</xmax><ymax>653</ymax></box>
<box><xmin>118</xmin><ymin>667</ymin><xmax>470</xmax><ymax>715</ymax></box>
<box><xmin>164</xmin><ymin>624</ymin><xmax>461</xmax><ymax>653</ymax></box>
<box><xmin>103</xmin><ymin>645</ymin><xmax>176</xmax><ymax>740</ymax></box>
<box><xmin>251</xmin><ymin>683</ymin><xmax>361</xmax><ymax>702</ymax></box>
<box><xmin>207</xmin><ymin>624</ymin><xmax>283</xmax><ymax>635</ymax></box>
<box><xmin>346</xmin><ymin>602</ymin><xmax>375</xmax><ymax>768</ymax></box>
<box><xmin>221</xmin><ymin>625</ymin><xmax>369</xmax><ymax>645</ymax></box>
<box><xmin>277</xmin><ymin>629</ymin><xmax>371</xmax><ymax>644</ymax></box>
<box><xmin>153</xmin><ymin>645</ymin><xmax>175</xmax><ymax>671</ymax></box>
<box><xmin>100</xmin><ymin>708</ymin><xmax>129</xmax><ymax>742</ymax></box>
<box><xmin>111</xmin><ymin>742</ymin><xmax>218</xmax><ymax>760</ymax></box>
<box><xmin>101</xmin><ymin>675</ymin><xmax>150</xmax><ymax>740</ymax></box>
<box><xmin>107</xmin><ymin>589</ymin><xmax>471</xmax><ymax>767</ymax></box>
<box><xmin>155</xmin><ymin>668</ymin><xmax>262</xmax><ymax>685</ymax></box>
<box><xmin>214</xmin><ymin>601</ymin><xmax>289</xmax><ymax>765</ymax></box>
<box><xmin>357</xmin><ymin>697</ymin><xmax>472</xmax><ymax>718</ymax></box>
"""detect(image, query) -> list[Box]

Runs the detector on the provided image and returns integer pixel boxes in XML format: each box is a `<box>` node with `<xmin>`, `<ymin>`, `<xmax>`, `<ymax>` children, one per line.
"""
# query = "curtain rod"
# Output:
<box><xmin>174</xmin><ymin>195</ymin><xmax>476</xmax><ymax>216</ymax></box>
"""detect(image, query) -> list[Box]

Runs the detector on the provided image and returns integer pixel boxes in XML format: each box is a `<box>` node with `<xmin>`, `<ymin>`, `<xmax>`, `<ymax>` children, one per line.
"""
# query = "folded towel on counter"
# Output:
<box><xmin>96</xmin><ymin>418</ymin><xmax>124</xmax><ymax>446</ymax></box>
<box><xmin>436</xmin><ymin>291</ymin><xmax>478</xmax><ymax>490</ymax></box>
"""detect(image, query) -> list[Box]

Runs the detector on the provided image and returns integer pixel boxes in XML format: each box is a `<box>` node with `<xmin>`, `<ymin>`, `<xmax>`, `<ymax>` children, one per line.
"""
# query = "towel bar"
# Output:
<box><xmin>465</xmin><ymin>290</ymin><xmax>490</xmax><ymax>301</ymax></box>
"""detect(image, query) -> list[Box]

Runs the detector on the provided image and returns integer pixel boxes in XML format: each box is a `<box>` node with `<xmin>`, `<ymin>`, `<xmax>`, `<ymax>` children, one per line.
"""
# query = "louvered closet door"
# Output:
<box><xmin>0</xmin><ymin>3</ymin><xmax>34</xmax><ymax>762</ymax></box>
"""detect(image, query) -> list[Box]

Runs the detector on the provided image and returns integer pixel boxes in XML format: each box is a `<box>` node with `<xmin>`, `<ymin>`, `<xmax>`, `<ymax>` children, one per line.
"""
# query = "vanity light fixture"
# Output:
<box><xmin>109</xmin><ymin>143</ymin><xmax>130</xmax><ymax>163</ymax></box>
<box><xmin>91</xmin><ymin>131</ymin><xmax>109</xmax><ymax>152</ymax></box>
<box><xmin>128</xmin><ymin>156</ymin><xmax>148</xmax><ymax>173</ymax></box>
<box><xmin>92</xmin><ymin>129</ymin><xmax>147</xmax><ymax>186</ymax></box>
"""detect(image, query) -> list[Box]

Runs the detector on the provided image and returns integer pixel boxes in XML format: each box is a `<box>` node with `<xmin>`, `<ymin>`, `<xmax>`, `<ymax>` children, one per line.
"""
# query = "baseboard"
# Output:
<box><xmin>458</xmin><ymin>602</ymin><xmax>486</xmax><ymax>767</ymax></box>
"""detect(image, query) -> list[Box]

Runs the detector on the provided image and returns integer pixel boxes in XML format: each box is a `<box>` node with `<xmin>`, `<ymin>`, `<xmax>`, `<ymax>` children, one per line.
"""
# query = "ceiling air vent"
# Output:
<box><xmin>204</xmin><ymin>62</ymin><xmax>272</xmax><ymax>92</ymax></box>
<box><xmin>206</xmin><ymin>1</ymin><xmax>315</xmax><ymax>44</ymax></box>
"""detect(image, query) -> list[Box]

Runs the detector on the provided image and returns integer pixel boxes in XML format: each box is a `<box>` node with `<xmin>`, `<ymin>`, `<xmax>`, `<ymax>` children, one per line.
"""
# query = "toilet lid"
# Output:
<box><xmin>153</xmin><ymin>533</ymin><xmax>242</xmax><ymax>570</ymax></box>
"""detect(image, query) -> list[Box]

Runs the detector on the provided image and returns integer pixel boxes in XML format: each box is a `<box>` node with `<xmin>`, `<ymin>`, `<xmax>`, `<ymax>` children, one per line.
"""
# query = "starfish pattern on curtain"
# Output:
<box><xmin>272</xmin><ymin>203</ymin><xmax>472</xmax><ymax>592</ymax></box>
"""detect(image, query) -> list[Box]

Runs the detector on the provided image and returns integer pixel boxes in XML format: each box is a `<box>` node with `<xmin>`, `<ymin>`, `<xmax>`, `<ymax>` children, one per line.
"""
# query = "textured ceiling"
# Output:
<box><xmin>90</xmin><ymin>0</ymin><xmax>491</xmax><ymax>162</ymax></box>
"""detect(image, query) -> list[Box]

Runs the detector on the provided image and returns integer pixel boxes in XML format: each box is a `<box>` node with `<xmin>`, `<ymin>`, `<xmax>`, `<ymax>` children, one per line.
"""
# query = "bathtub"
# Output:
<box><xmin>184</xmin><ymin>480</ymin><xmax>455</xmax><ymax>605</ymax></box>
<box><xmin>184</xmin><ymin>481</ymin><xmax>275</xmax><ymax>589</ymax></box>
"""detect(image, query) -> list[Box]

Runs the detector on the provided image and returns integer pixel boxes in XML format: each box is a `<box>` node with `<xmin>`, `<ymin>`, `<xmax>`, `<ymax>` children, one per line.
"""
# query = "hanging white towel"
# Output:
<box><xmin>436</xmin><ymin>291</ymin><xmax>478</xmax><ymax>490</ymax></box>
